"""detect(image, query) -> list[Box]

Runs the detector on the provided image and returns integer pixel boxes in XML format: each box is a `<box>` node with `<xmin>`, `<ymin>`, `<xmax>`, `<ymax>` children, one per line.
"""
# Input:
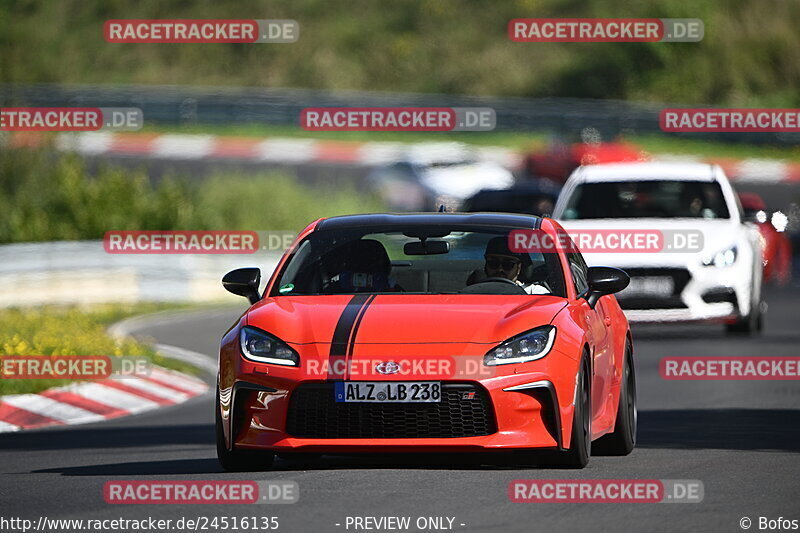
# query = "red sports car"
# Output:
<box><xmin>523</xmin><ymin>139</ymin><xmax>646</xmax><ymax>184</ymax></box>
<box><xmin>738</xmin><ymin>192</ymin><xmax>792</xmax><ymax>286</ymax></box>
<box><xmin>216</xmin><ymin>213</ymin><xmax>635</xmax><ymax>470</ymax></box>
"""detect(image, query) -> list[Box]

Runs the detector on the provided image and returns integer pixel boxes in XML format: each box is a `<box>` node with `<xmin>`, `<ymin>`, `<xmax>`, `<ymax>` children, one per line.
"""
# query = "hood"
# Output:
<box><xmin>246</xmin><ymin>294</ymin><xmax>567</xmax><ymax>345</ymax></box>
<box><xmin>557</xmin><ymin>218</ymin><xmax>744</xmax><ymax>268</ymax></box>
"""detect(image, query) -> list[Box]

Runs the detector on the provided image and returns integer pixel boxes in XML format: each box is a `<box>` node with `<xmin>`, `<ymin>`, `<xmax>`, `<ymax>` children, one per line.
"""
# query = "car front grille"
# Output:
<box><xmin>616</xmin><ymin>267</ymin><xmax>691</xmax><ymax>310</ymax></box>
<box><xmin>285</xmin><ymin>382</ymin><xmax>496</xmax><ymax>439</ymax></box>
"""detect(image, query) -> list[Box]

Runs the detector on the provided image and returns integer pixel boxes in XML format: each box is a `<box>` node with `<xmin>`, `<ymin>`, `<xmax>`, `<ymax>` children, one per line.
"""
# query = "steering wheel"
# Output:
<box><xmin>478</xmin><ymin>277</ymin><xmax>519</xmax><ymax>286</ymax></box>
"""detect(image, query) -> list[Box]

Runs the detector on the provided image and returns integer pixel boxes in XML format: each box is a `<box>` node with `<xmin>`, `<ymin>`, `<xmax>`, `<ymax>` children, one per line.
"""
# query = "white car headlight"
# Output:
<box><xmin>240</xmin><ymin>326</ymin><xmax>299</xmax><ymax>366</ymax></box>
<box><xmin>484</xmin><ymin>326</ymin><xmax>556</xmax><ymax>366</ymax></box>
<box><xmin>702</xmin><ymin>245</ymin><xmax>737</xmax><ymax>268</ymax></box>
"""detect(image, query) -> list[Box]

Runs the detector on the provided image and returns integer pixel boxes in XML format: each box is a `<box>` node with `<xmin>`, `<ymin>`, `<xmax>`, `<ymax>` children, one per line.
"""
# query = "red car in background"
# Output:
<box><xmin>739</xmin><ymin>192</ymin><xmax>792</xmax><ymax>286</ymax></box>
<box><xmin>216</xmin><ymin>213</ymin><xmax>635</xmax><ymax>471</ymax></box>
<box><xmin>523</xmin><ymin>137</ymin><xmax>646</xmax><ymax>184</ymax></box>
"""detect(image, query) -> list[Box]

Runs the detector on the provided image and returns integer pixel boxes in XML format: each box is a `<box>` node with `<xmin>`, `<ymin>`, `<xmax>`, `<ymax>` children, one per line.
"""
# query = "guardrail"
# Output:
<box><xmin>0</xmin><ymin>241</ymin><xmax>280</xmax><ymax>308</ymax></box>
<box><xmin>0</xmin><ymin>239</ymin><xmax>796</xmax><ymax>309</ymax></box>
<box><xmin>2</xmin><ymin>83</ymin><xmax>798</xmax><ymax>145</ymax></box>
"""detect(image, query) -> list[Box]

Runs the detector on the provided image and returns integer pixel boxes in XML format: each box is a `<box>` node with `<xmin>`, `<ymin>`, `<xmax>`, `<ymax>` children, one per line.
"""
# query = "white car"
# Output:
<box><xmin>366</xmin><ymin>142</ymin><xmax>514</xmax><ymax>211</ymax></box>
<box><xmin>553</xmin><ymin>162</ymin><xmax>764</xmax><ymax>334</ymax></box>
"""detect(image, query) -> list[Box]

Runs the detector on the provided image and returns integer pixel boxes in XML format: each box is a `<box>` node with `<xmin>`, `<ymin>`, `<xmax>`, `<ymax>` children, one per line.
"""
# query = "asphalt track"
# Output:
<box><xmin>2</xmin><ymin>280</ymin><xmax>800</xmax><ymax>533</ymax></box>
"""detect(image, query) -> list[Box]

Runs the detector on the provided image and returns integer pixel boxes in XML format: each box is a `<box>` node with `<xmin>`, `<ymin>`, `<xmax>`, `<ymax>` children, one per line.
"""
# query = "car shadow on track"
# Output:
<box><xmin>17</xmin><ymin>409</ymin><xmax>800</xmax><ymax>476</ymax></box>
<box><xmin>0</xmin><ymin>424</ymin><xmax>214</xmax><ymax>451</ymax></box>
<box><xmin>638</xmin><ymin>408</ymin><xmax>800</xmax><ymax>452</ymax></box>
<box><xmin>34</xmin><ymin>458</ymin><xmax>223</xmax><ymax>476</ymax></box>
<box><xmin>33</xmin><ymin>454</ymin><xmax>537</xmax><ymax>476</ymax></box>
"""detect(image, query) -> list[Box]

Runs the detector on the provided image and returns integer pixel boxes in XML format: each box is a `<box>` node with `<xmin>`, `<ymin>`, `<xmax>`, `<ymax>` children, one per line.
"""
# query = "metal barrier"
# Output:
<box><xmin>2</xmin><ymin>83</ymin><xmax>798</xmax><ymax>145</ymax></box>
<box><xmin>0</xmin><ymin>241</ymin><xmax>280</xmax><ymax>308</ymax></box>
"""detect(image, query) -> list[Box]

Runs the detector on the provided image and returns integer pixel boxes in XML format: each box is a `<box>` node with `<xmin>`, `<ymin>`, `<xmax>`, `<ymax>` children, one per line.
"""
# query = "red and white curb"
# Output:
<box><xmin>5</xmin><ymin>131</ymin><xmax>522</xmax><ymax>172</ymax></box>
<box><xmin>5</xmin><ymin>131</ymin><xmax>799</xmax><ymax>184</ymax></box>
<box><xmin>0</xmin><ymin>365</ymin><xmax>209</xmax><ymax>433</ymax></box>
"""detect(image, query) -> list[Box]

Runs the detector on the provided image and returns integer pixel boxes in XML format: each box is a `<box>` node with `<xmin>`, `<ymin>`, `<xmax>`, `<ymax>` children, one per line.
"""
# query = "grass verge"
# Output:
<box><xmin>0</xmin><ymin>148</ymin><xmax>386</xmax><ymax>244</ymax></box>
<box><xmin>0</xmin><ymin>303</ymin><xmax>199</xmax><ymax>396</ymax></box>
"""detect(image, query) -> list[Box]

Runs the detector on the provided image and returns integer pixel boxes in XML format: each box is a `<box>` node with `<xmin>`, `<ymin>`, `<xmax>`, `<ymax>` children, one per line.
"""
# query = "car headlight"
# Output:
<box><xmin>239</xmin><ymin>326</ymin><xmax>299</xmax><ymax>366</ymax></box>
<box><xmin>702</xmin><ymin>245</ymin><xmax>737</xmax><ymax>267</ymax></box>
<box><xmin>484</xmin><ymin>326</ymin><xmax>556</xmax><ymax>366</ymax></box>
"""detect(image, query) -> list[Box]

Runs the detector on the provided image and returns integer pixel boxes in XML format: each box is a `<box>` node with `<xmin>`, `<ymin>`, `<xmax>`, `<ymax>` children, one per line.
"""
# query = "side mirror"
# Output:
<box><xmin>222</xmin><ymin>268</ymin><xmax>261</xmax><ymax>305</ymax></box>
<box><xmin>585</xmin><ymin>266</ymin><xmax>630</xmax><ymax>308</ymax></box>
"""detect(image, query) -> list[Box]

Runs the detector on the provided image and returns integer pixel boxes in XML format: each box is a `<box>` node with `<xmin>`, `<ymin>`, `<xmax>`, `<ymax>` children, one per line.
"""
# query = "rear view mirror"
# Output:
<box><xmin>585</xmin><ymin>266</ymin><xmax>630</xmax><ymax>308</ymax></box>
<box><xmin>403</xmin><ymin>240</ymin><xmax>450</xmax><ymax>255</ymax></box>
<box><xmin>223</xmin><ymin>268</ymin><xmax>261</xmax><ymax>304</ymax></box>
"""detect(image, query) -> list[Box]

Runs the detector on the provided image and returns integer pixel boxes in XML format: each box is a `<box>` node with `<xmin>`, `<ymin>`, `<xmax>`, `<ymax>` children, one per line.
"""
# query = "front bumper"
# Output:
<box><xmin>222</xmin><ymin>364</ymin><xmax>577</xmax><ymax>453</ymax></box>
<box><xmin>615</xmin><ymin>263</ymin><xmax>752</xmax><ymax>324</ymax></box>
<box><xmin>623</xmin><ymin>304</ymin><xmax>735</xmax><ymax>323</ymax></box>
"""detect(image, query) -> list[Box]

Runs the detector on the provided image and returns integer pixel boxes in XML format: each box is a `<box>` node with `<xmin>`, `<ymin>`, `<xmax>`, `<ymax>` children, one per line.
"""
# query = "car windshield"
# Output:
<box><xmin>271</xmin><ymin>226</ymin><xmax>567</xmax><ymax>297</ymax></box>
<box><xmin>561</xmin><ymin>180</ymin><xmax>730</xmax><ymax>220</ymax></box>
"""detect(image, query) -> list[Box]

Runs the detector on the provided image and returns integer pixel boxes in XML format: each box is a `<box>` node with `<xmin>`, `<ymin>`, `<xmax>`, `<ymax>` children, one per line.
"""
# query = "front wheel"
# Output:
<box><xmin>216</xmin><ymin>388</ymin><xmax>274</xmax><ymax>472</ymax></box>
<box><xmin>593</xmin><ymin>343</ymin><xmax>636</xmax><ymax>456</ymax></box>
<box><xmin>556</xmin><ymin>359</ymin><xmax>591</xmax><ymax>468</ymax></box>
<box><xmin>726</xmin><ymin>295</ymin><xmax>763</xmax><ymax>335</ymax></box>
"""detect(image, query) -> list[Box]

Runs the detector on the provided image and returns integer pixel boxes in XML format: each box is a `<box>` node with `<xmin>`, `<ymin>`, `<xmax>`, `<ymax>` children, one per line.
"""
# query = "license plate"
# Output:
<box><xmin>621</xmin><ymin>276</ymin><xmax>674</xmax><ymax>298</ymax></box>
<box><xmin>334</xmin><ymin>381</ymin><xmax>441</xmax><ymax>403</ymax></box>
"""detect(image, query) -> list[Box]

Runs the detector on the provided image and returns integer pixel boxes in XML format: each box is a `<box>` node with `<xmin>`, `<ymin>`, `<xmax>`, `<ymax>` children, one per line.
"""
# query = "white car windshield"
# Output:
<box><xmin>562</xmin><ymin>180</ymin><xmax>730</xmax><ymax>220</ymax></box>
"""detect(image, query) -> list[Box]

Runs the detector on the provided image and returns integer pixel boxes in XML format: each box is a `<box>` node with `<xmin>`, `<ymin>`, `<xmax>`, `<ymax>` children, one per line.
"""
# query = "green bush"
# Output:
<box><xmin>0</xmin><ymin>148</ymin><xmax>384</xmax><ymax>243</ymax></box>
<box><xmin>1</xmin><ymin>0</ymin><xmax>799</xmax><ymax>106</ymax></box>
<box><xmin>0</xmin><ymin>304</ymin><xmax>196</xmax><ymax>395</ymax></box>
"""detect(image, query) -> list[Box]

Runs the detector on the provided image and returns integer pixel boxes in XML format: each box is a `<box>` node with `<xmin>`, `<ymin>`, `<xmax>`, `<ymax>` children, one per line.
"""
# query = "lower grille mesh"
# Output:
<box><xmin>285</xmin><ymin>383</ymin><xmax>496</xmax><ymax>438</ymax></box>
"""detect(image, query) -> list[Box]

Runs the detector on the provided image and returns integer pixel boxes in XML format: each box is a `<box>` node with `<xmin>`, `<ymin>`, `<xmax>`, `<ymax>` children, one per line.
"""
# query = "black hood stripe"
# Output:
<box><xmin>327</xmin><ymin>293</ymin><xmax>375</xmax><ymax>380</ymax></box>
<box><xmin>345</xmin><ymin>294</ymin><xmax>376</xmax><ymax>379</ymax></box>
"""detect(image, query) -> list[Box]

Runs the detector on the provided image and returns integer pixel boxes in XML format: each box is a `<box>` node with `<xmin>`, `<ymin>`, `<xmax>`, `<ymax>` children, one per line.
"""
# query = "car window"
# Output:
<box><xmin>567</xmin><ymin>251</ymin><xmax>589</xmax><ymax>296</ymax></box>
<box><xmin>562</xmin><ymin>180</ymin><xmax>730</xmax><ymax>219</ymax></box>
<box><xmin>271</xmin><ymin>227</ymin><xmax>567</xmax><ymax>297</ymax></box>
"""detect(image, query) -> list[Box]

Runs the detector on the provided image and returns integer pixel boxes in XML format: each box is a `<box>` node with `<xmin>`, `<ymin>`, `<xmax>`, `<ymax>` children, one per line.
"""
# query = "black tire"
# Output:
<box><xmin>556</xmin><ymin>358</ymin><xmax>591</xmax><ymax>468</ymax></box>
<box><xmin>593</xmin><ymin>343</ymin><xmax>637</xmax><ymax>456</ymax></box>
<box><xmin>725</xmin><ymin>296</ymin><xmax>763</xmax><ymax>335</ymax></box>
<box><xmin>215</xmin><ymin>388</ymin><xmax>274</xmax><ymax>472</ymax></box>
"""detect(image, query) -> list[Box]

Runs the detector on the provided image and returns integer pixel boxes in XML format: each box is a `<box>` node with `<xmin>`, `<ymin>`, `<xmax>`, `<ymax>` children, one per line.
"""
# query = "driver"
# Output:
<box><xmin>484</xmin><ymin>236</ymin><xmax>523</xmax><ymax>282</ymax></box>
<box><xmin>481</xmin><ymin>236</ymin><xmax>549</xmax><ymax>295</ymax></box>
